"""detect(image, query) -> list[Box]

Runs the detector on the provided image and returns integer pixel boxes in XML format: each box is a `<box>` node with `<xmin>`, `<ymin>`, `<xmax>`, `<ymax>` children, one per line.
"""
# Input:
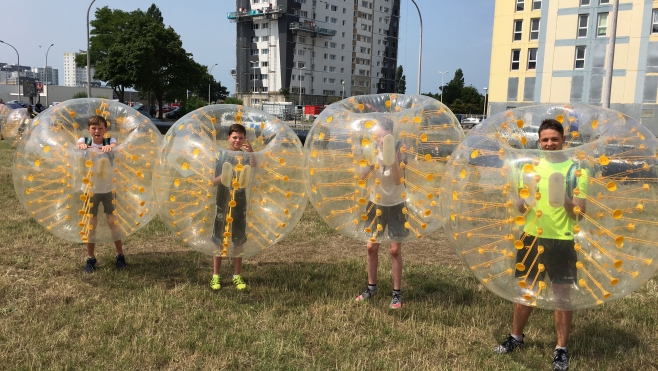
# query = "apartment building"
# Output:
<box><xmin>489</xmin><ymin>0</ymin><xmax>658</xmax><ymax>132</ymax></box>
<box><xmin>229</xmin><ymin>0</ymin><xmax>400</xmax><ymax>106</ymax></box>
<box><xmin>63</xmin><ymin>51</ymin><xmax>100</xmax><ymax>87</ymax></box>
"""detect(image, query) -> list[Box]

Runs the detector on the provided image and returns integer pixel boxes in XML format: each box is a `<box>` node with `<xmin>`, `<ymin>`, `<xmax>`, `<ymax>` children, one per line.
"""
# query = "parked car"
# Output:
<box><xmin>6</xmin><ymin>100</ymin><xmax>28</xmax><ymax>108</ymax></box>
<box><xmin>4</xmin><ymin>102</ymin><xmax>23</xmax><ymax>109</ymax></box>
<box><xmin>165</xmin><ymin>107</ymin><xmax>183</xmax><ymax>119</ymax></box>
<box><xmin>49</xmin><ymin>102</ymin><xmax>62</xmax><ymax>107</ymax></box>
<box><xmin>461</xmin><ymin>117</ymin><xmax>480</xmax><ymax>129</ymax></box>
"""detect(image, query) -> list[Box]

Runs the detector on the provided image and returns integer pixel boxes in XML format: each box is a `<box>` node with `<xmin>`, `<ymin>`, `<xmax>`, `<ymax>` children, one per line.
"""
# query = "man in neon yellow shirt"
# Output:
<box><xmin>494</xmin><ymin>119</ymin><xmax>587</xmax><ymax>371</ymax></box>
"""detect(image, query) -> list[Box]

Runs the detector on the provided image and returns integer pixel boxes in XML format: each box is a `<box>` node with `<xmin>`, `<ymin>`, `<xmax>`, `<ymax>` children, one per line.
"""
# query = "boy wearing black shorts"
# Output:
<box><xmin>209</xmin><ymin>124</ymin><xmax>253</xmax><ymax>291</ymax></box>
<box><xmin>76</xmin><ymin>115</ymin><xmax>126</xmax><ymax>273</ymax></box>
<box><xmin>355</xmin><ymin>118</ymin><xmax>408</xmax><ymax>309</ymax></box>
<box><xmin>494</xmin><ymin>119</ymin><xmax>588</xmax><ymax>371</ymax></box>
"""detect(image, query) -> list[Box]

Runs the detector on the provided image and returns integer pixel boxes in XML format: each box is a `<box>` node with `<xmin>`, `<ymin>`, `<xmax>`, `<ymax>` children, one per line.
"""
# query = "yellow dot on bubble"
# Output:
<box><xmin>599</xmin><ymin>155</ymin><xmax>610</xmax><ymax>166</ymax></box>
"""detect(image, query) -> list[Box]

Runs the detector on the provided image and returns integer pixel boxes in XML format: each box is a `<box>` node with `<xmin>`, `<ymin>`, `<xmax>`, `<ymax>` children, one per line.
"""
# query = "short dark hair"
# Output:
<box><xmin>228</xmin><ymin>123</ymin><xmax>246</xmax><ymax>137</ymax></box>
<box><xmin>88</xmin><ymin>115</ymin><xmax>108</xmax><ymax>128</ymax></box>
<box><xmin>376</xmin><ymin>117</ymin><xmax>394</xmax><ymax>133</ymax></box>
<box><xmin>538</xmin><ymin>118</ymin><xmax>564</xmax><ymax>137</ymax></box>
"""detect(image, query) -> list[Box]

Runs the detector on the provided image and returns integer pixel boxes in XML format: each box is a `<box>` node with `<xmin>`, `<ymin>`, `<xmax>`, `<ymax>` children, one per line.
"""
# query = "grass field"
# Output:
<box><xmin>0</xmin><ymin>140</ymin><xmax>657</xmax><ymax>370</ymax></box>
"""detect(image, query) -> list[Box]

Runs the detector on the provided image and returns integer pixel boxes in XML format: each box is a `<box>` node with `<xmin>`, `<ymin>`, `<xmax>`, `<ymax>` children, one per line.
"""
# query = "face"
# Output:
<box><xmin>87</xmin><ymin>124</ymin><xmax>107</xmax><ymax>144</ymax></box>
<box><xmin>538</xmin><ymin>128</ymin><xmax>565</xmax><ymax>151</ymax></box>
<box><xmin>227</xmin><ymin>131</ymin><xmax>246</xmax><ymax>151</ymax></box>
<box><xmin>374</xmin><ymin>126</ymin><xmax>390</xmax><ymax>148</ymax></box>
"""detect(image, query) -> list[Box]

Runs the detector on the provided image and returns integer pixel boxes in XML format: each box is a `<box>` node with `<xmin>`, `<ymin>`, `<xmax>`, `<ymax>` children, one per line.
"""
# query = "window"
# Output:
<box><xmin>530</xmin><ymin>18</ymin><xmax>540</xmax><ymax>40</ymax></box>
<box><xmin>653</xmin><ymin>10</ymin><xmax>658</xmax><ymax>34</ymax></box>
<box><xmin>516</xmin><ymin>0</ymin><xmax>524</xmax><ymax>11</ymax></box>
<box><xmin>251</xmin><ymin>36</ymin><xmax>259</xmax><ymax>42</ymax></box>
<box><xmin>261</xmin><ymin>61</ymin><xmax>268</xmax><ymax>67</ymax></box>
<box><xmin>532</xmin><ymin>0</ymin><xmax>541</xmax><ymax>10</ymax></box>
<box><xmin>298</xmin><ymin>49</ymin><xmax>305</xmax><ymax>56</ymax></box>
<box><xmin>578</xmin><ymin>14</ymin><xmax>588</xmax><ymax>37</ymax></box>
<box><xmin>300</xmin><ymin>10</ymin><xmax>308</xmax><ymax>17</ymax></box>
<box><xmin>330</xmin><ymin>17</ymin><xmax>337</xmax><ymax>23</ymax></box>
<box><xmin>574</xmin><ymin>46</ymin><xmax>586</xmax><ymax>69</ymax></box>
<box><xmin>513</xmin><ymin>20</ymin><xmax>523</xmax><ymax>41</ymax></box>
<box><xmin>252</xmin><ymin>24</ymin><xmax>260</xmax><ymax>30</ymax></box>
<box><xmin>528</xmin><ymin>49</ymin><xmax>538</xmax><ymax>70</ymax></box>
<box><xmin>600</xmin><ymin>0</ymin><xmax>609</xmax><ymax>3</ymax></box>
<box><xmin>580</xmin><ymin>0</ymin><xmax>590</xmax><ymax>5</ymax></box>
<box><xmin>297</xmin><ymin>62</ymin><xmax>305</xmax><ymax>68</ymax></box>
<box><xmin>331</xmin><ymin>5</ymin><xmax>338</xmax><ymax>11</ymax></box>
<box><xmin>251</xmin><ymin>49</ymin><xmax>259</xmax><ymax>55</ymax></box>
<box><xmin>261</xmin><ymin>49</ymin><xmax>268</xmax><ymax>54</ymax></box>
<box><xmin>511</xmin><ymin>49</ymin><xmax>521</xmax><ymax>70</ymax></box>
<box><xmin>597</xmin><ymin>13</ymin><xmax>608</xmax><ymax>36</ymax></box>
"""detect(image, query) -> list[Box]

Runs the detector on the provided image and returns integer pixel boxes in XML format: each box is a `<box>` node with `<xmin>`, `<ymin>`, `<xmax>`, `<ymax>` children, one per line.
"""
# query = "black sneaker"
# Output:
<box><xmin>493</xmin><ymin>334</ymin><xmax>524</xmax><ymax>354</ymax></box>
<box><xmin>552</xmin><ymin>348</ymin><xmax>569</xmax><ymax>371</ymax></box>
<box><xmin>84</xmin><ymin>257</ymin><xmax>97</xmax><ymax>274</ymax></box>
<box><xmin>115</xmin><ymin>254</ymin><xmax>127</xmax><ymax>270</ymax></box>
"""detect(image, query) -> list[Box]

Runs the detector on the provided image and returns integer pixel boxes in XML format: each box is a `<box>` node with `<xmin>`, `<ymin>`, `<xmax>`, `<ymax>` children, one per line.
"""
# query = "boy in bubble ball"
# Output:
<box><xmin>355</xmin><ymin>117</ymin><xmax>408</xmax><ymax>309</ymax></box>
<box><xmin>209</xmin><ymin>123</ymin><xmax>254</xmax><ymax>291</ymax></box>
<box><xmin>76</xmin><ymin>115</ymin><xmax>126</xmax><ymax>273</ymax></box>
<box><xmin>494</xmin><ymin>119</ymin><xmax>588</xmax><ymax>371</ymax></box>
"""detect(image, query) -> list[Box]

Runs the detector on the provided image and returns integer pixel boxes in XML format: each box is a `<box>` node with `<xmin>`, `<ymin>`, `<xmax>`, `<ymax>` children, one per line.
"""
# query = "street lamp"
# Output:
<box><xmin>438</xmin><ymin>71</ymin><xmax>449</xmax><ymax>103</ymax></box>
<box><xmin>342</xmin><ymin>81</ymin><xmax>345</xmax><ymax>99</ymax></box>
<box><xmin>298</xmin><ymin>66</ymin><xmax>305</xmax><ymax>106</ymax></box>
<box><xmin>208</xmin><ymin>63</ymin><xmax>218</xmax><ymax>104</ymax></box>
<box><xmin>44</xmin><ymin>43</ymin><xmax>54</xmax><ymax>106</ymax></box>
<box><xmin>86</xmin><ymin>0</ymin><xmax>97</xmax><ymax>98</ymax></box>
<box><xmin>483</xmin><ymin>87</ymin><xmax>488</xmax><ymax>118</ymax></box>
<box><xmin>0</xmin><ymin>40</ymin><xmax>20</xmax><ymax>102</ymax></box>
<box><xmin>250</xmin><ymin>61</ymin><xmax>259</xmax><ymax>106</ymax></box>
<box><xmin>410</xmin><ymin>0</ymin><xmax>423</xmax><ymax>94</ymax></box>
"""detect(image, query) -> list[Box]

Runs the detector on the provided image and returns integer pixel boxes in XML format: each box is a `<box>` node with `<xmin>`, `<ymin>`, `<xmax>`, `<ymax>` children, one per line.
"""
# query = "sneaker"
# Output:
<box><xmin>390</xmin><ymin>292</ymin><xmax>402</xmax><ymax>309</ymax></box>
<box><xmin>210</xmin><ymin>275</ymin><xmax>221</xmax><ymax>290</ymax></box>
<box><xmin>84</xmin><ymin>257</ymin><xmax>97</xmax><ymax>273</ymax></box>
<box><xmin>493</xmin><ymin>334</ymin><xmax>524</xmax><ymax>354</ymax></box>
<box><xmin>115</xmin><ymin>254</ymin><xmax>127</xmax><ymax>270</ymax></box>
<box><xmin>552</xmin><ymin>348</ymin><xmax>569</xmax><ymax>371</ymax></box>
<box><xmin>232</xmin><ymin>275</ymin><xmax>247</xmax><ymax>290</ymax></box>
<box><xmin>355</xmin><ymin>286</ymin><xmax>378</xmax><ymax>301</ymax></box>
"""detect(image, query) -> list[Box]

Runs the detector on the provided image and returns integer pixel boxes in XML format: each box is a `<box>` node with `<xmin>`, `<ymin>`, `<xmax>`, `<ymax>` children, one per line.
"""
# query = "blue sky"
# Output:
<box><xmin>0</xmin><ymin>0</ymin><xmax>494</xmax><ymax>95</ymax></box>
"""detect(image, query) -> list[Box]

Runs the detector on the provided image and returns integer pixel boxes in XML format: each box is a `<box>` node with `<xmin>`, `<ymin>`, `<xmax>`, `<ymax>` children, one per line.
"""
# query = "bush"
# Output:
<box><xmin>224</xmin><ymin>97</ymin><xmax>243</xmax><ymax>105</ymax></box>
<box><xmin>181</xmin><ymin>96</ymin><xmax>206</xmax><ymax>116</ymax></box>
<box><xmin>72</xmin><ymin>92</ymin><xmax>88</xmax><ymax>99</ymax></box>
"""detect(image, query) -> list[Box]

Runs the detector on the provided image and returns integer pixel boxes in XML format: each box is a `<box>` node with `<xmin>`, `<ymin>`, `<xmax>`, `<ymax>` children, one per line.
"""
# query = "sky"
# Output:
<box><xmin>0</xmin><ymin>0</ymin><xmax>494</xmax><ymax>96</ymax></box>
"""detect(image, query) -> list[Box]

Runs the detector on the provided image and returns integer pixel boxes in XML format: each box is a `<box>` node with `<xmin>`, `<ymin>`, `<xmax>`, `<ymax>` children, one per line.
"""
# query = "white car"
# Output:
<box><xmin>461</xmin><ymin>117</ymin><xmax>480</xmax><ymax>129</ymax></box>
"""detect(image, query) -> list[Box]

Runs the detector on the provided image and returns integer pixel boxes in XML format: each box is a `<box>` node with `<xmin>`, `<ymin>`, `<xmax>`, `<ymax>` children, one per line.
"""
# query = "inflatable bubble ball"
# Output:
<box><xmin>2</xmin><ymin>108</ymin><xmax>32</xmax><ymax>146</ymax></box>
<box><xmin>0</xmin><ymin>104</ymin><xmax>11</xmax><ymax>131</ymax></box>
<box><xmin>304</xmin><ymin>94</ymin><xmax>464</xmax><ymax>243</ymax></box>
<box><xmin>12</xmin><ymin>98</ymin><xmax>162</xmax><ymax>244</ymax></box>
<box><xmin>154</xmin><ymin>104</ymin><xmax>307</xmax><ymax>258</ymax></box>
<box><xmin>440</xmin><ymin>104</ymin><xmax>658</xmax><ymax>310</ymax></box>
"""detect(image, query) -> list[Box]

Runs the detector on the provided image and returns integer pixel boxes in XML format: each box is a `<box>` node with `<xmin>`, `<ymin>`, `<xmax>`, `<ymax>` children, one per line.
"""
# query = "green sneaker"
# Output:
<box><xmin>210</xmin><ymin>275</ymin><xmax>221</xmax><ymax>290</ymax></box>
<box><xmin>232</xmin><ymin>275</ymin><xmax>247</xmax><ymax>290</ymax></box>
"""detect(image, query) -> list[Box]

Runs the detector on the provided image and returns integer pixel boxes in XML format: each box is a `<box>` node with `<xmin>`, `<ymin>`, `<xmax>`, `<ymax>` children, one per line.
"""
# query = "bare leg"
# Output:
<box><xmin>233</xmin><ymin>257</ymin><xmax>242</xmax><ymax>276</ymax></box>
<box><xmin>86</xmin><ymin>243</ymin><xmax>95</xmax><ymax>258</ymax></box>
<box><xmin>512</xmin><ymin>303</ymin><xmax>533</xmax><ymax>336</ymax></box>
<box><xmin>213</xmin><ymin>256</ymin><xmax>222</xmax><ymax>275</ymax></box>
<box><xmin>366</xmin><ymin>242</ymin><xmax>380</xmax><ymax>285</ymax></box>
<box><xmin>105</xmin><ymin>214</ymin><xmax>123</xmax><ymax>254</ymax></box>
<box><xmin>553</xmin><ymin>284</ymin><xmax>573</xmax><ymax>347</ymax></box>
<box><xmin>86</xmin><ymin>216</ymin><xmax>98</xmax><ymax>257</ymax></box>
<box><xmin>389</xmin><ymin>242</ymin><xmax>402</xmax><ymax>290</ymax></box>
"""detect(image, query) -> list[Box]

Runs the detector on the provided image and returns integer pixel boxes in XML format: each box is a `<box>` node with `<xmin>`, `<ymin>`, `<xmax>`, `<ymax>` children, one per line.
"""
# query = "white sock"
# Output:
<box><xmin>233</xmin><ymin>274</ymin><xmax>239</xmax><ymax>279</ymax></box>
<box><xmin>555</xmin><ymin>346</ymin><xmax>566</xmax><ymax>351</ymax></box>
<box><xmin>511</xmin><ymin>334</ymin><xmax>524</xmax><ymax>341</ymax></box>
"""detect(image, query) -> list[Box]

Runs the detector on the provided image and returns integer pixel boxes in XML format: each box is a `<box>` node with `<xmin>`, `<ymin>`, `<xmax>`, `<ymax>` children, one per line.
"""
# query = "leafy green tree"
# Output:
<box><xmin>224</xmin><ymin>97</ymin><xmax>244</xmax><ymax>105</ymax></box>
<box><xmin>441</xmin><ymin>69</ymin><xmax>465</xmax><ymax>106</ymax></box>
<box><xmin>279</xmin><ymin>87</ymin><xmax>291</xmax><ymax>101</ymax></box>
<box><xmin>76</xmin><ymin>7</ymin><xmax>134</xmax><ymax>102</ymax></box>
<box><xmin>181</xmin><ymin>96</ymin><xmax>207</xmax><ymax>116</ymax></box>
<box><xmin>72</xmin><ymin>91</ymin><xmax>88</xmax><ymax>99</ymax></box>
<box><xmin>394</xmin><ymin>66</ymin><xmax>406</xmax><ymax>94</ymax></box>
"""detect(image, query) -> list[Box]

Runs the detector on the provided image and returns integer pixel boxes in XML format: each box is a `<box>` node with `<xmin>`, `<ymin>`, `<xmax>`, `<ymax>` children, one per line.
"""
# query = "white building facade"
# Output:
<box><xmin>63</xmin><ymin>51</ymin><xmax>100</xmax><ymax>87</ymax></box>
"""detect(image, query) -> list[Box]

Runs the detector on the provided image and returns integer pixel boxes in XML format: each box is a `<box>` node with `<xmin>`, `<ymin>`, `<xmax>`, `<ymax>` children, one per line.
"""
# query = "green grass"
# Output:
<box><xmin>0</xmin><ymin>140</ymin><xmax>657</xmax><ymax>370</ymax></box>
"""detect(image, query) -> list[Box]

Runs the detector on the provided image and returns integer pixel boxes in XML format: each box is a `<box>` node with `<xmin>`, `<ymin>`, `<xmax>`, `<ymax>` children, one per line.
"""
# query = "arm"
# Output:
<box><xmin>516</xmin><ymin>188</ymin><xmax>528</xmax><ymax>213</ymax></box>
<box><xmin>101</xmin><ymin>139</ymin><xmax>117</xmax><ymax>153</ymax></box>
<box><xmin>243</xmin><ymin>139</ymin><xmax>257</xmax><ymax>167</ymax></box>
<box><xmin>76</xmin><ymin>137</ymin><xmax>88</xmax><ymax>150</ymax></box>
<box><xmin>564</xmin><ymin>195</ymin><xmax>586</xmax><ymax>220</ymax></box>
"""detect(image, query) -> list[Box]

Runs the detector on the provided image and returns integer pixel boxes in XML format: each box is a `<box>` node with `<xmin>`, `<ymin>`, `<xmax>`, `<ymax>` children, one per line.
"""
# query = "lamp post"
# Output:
<box><xmin>44</xmin><ymin>43</ymin><xmax>54</xmax><ymax>106</ymax></box>
<box><xmin>86</xmin><ymin>0</ymin><xmax>97</xmax><ymax>98</ymax></box>
<box><xmin>602</xmin><ymin>0</ymin><xmax>620</xmax><ymax>108</ymax></box>
<box><xmin>208</xmin><ymin>63</ymin><xmax>218</xmax><ymax>104</ymax></box>
<box><xmin>409</xmin><ymin>0</ymin><xmax>423</xmax><ymax>94</ymax></box>
<box><xmin>438</xmin><ymin>71</ymin><xmax>449</xmax><ymax>103</ymax></box>
<box><xmin>0</xmin><ymin>40</ymin><xmax>20</xmax><ymax>102</ymax></box>
<box><xmin>342</xmin><ymin>80</ymin><xmax>345</xmax><ymax>99</ymax></box>
<box><xmin>298</xmin><ymin>66</ymin><xmax>305</xmax><ymax>106</ymax></box>
<box><xmin>482</xmin><ymin>87</ymin><xmax>488</xmax><ymax>119</ymax></box>
<box><xmin>250</xmin><ymin>61</ymin><xmax>258</xmax><ymax>107</ymax></box>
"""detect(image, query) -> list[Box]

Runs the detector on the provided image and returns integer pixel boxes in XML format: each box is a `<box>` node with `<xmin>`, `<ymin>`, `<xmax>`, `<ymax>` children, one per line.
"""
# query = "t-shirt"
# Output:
<box><xmin>214</xmin><ymin>150</ymin><xmax>252</xmax><ymax>204</ymax></box>
<box><xmin>77</xmin><ymin>137</ymin><xmax>117</xmax><ymax>194</ymax></box>
<box><xmin>369</xmin><ymin>150</ymin><xmax>406</xmax><ymax>207</ymax></box>
<box><xmin>520</xmin><ymin>157</ymin><xmax>588</xmax><ymax>240</ymax></box>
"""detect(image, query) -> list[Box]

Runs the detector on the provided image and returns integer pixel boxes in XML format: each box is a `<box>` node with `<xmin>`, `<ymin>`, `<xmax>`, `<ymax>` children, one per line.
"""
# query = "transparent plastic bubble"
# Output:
<box><xmin>155</xmin><ymin>104</ymin><xmax>307</xmax><ymax>258</ymax></box>
<box><xmin>304</xmin><ymin>94</ymin><xmax>464</xmax><ymax>243</ymax></box>
<box><xmin>2</xmin><ymin>108</ymin><xmax>32</xmax><ymax>145</ymax></box>
<box><xmin>440</xmin><ymin>104</ymin><xmax>658</xmax><ymax>310</ymax></box>
<box><xmin>0</xmin><ymin>104</ymin><xmax>11</xmax><ymax>130</ymax></box>
<box><xmin>12</xmin><ymin>98</ymin><xmax>162</xmax><ymax>244</ymax></box>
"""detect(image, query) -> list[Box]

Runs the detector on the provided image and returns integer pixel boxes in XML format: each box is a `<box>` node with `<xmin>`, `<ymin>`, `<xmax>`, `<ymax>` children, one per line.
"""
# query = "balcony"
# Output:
<box><xmin>227</xmin><ymin>5</ymin><xmax>286</xmax><ymax>22</ymax></box>
<box><xmin>289</xmin><ymin>22</ymin><xmax>336</xmax><ymax>37</ymax></box>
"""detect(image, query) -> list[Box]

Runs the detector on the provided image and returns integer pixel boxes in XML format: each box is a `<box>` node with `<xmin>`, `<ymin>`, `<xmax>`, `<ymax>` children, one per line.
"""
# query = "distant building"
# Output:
<box><xmin>33</xmin><ymin>67</ymin><xmax>59</xmax><ymax>86</ymax></box>
<box><xmin>489</xmin><ymin>0</ymin><xmax>658</xmax><ymax>131</ymax></box>
<box><xmin>229</xmin><ymin>0</ymin><xmax>401</xmax><ymax>107</ymax></box>
<box><xmin>0</xmin><ymin>63</ymin><xmax>34</xmax><ymax>84</ymax></box>
<box><xmin>63</xmin><ymin>51</ymin><xmax>100</xmax><ymax>87</ymax></box>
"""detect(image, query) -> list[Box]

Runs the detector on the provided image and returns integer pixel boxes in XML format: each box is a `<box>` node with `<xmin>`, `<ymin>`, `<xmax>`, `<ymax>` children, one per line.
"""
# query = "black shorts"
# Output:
<box><xmin>514</xmin><ymin>234</ymin><xmax>577</xmax><ymax>285</ymax></box>
<box><xmin>212</xmin><ymin>184</ymin><xmax>247</xmax><ymax>246</ymax></box>
<box><xmin>364</xmin><ymin>201</ymin><xmax>409</xmax><ymax>240</ymax></box>
<box><xmin>89</xmin><ymin>192</ymin><xmax>115</xmax><ymax>216</ymax></box>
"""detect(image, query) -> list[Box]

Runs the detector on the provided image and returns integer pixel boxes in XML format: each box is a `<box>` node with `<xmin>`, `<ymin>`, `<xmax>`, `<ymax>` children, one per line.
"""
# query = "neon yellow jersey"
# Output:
<box><xmin>520</xmin><ymin>158</ymin><xmax>588</xmax><ymax>240</ymax></box>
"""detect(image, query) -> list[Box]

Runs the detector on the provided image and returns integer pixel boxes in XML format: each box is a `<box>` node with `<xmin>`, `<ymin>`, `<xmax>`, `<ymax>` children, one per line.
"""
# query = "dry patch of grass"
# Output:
<box><xmin>0</xmin><ymin>141</ymin><xmax>657</xmax><ymax>370</ymax></box>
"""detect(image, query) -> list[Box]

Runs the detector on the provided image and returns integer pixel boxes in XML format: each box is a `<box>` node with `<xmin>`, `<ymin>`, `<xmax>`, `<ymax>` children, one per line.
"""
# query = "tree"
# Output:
<box><xmin>181</xmin><ymin>96</ymin><xmax>207</xmax><ymax>115</ymax></box>
<box><xmin>279</xmin><ymin>87</ymin><xmax>291</xmax><ymax>101</ymax></box>
<box><xmin>72</xmin><ymin>91</ymin><xmax>88</xmax><ymax>99</ymax></box>
<box><xmin>394</xmin><ymin>66</ymin><xmax>406</xmax><ymax>94</ymax></box>
<box><xmin>441</xmin><ymin>69</ymin><xmax>465</xmax><ymax>106</ymax></box>
<box><xmin>224</xmin><ymin>97</ymin><xmax>243</xmax><ymax>105</ymax></box>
